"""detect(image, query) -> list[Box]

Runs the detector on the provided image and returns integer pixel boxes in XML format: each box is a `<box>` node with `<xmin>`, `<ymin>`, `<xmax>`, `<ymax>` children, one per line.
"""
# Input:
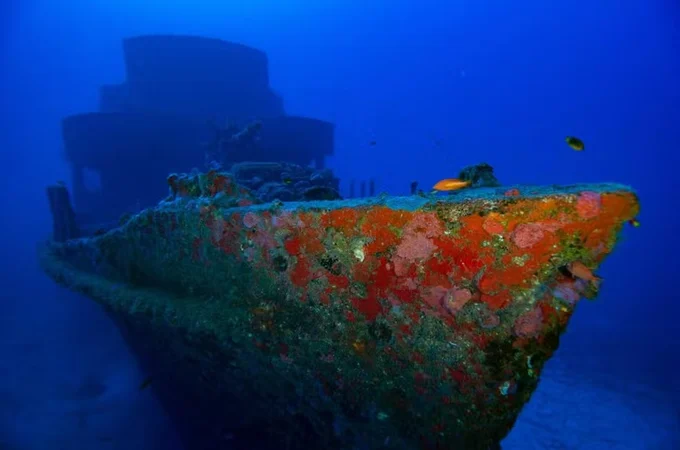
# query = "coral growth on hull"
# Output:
<box><xmin>39</xmin><ymin>171</ymin><xmax>639</xmax><ymax>450</ymax></box>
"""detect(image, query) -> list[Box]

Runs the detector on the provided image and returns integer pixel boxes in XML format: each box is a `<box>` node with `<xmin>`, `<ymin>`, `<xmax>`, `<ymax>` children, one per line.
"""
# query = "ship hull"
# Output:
<box><xmin>39</xmin><ymin>179</ymin><xmax>639</xmax><ymax>449</ymax></box>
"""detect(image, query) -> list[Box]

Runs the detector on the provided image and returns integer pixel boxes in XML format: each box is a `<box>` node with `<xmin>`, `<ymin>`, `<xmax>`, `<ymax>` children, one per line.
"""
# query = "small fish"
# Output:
<box><xmin>368</xmin><ymin>140</ymin><xmax>377</xmax><ymax>146</ymax></box>
<box><xmin>628</xmin><ymin>218</ymin><xmax>640</xmax><ymax>227</ymax></box>
<box><xmin>565</xmin><ymin>136</ymin><xmax>585</xmax><ymax>151</ymax></box>
<box><xmin>566</xmin><ymin>261</ymin><xmax>602</xmax><ymax>286</ymax></box>
<box><xmin>139</xmin><ymin>376</ymin><xmax>153</xmax><ymax>391</ymax></box>
<box><xmin>282</xmin><ymin>177</ymin><xmax>293</xmax><ymax>185</ymax></box>
<box><xmin>432</xmin><ymin>178</ymin><xmax>471</xmax><ymax>192</ymax></box>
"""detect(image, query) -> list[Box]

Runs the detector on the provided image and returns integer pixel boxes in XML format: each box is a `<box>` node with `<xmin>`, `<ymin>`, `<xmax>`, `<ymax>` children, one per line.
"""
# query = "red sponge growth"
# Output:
<box><xmin>576</xmin><ymin>191</ymin><xmax>602</xmax><ymax>219</ymax></box>
<box><xmin>510</xmin><ymin>223</ymin><xmax>545</xmax><ymax>249</ymax></box>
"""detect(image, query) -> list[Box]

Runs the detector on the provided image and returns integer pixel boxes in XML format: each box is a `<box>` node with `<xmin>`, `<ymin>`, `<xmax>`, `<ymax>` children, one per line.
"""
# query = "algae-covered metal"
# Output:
<box><xmin>39</xmin><ymin>171</ymin><xmax>639</xmax><ymax>450</ymax></box>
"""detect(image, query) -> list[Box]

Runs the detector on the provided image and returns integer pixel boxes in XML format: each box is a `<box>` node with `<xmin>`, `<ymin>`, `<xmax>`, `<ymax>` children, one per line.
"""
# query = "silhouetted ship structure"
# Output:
<box><xmin>42</xmin><ymin>35</ymin><xmax>640</xmax><ymax>450</ymax></box>
<box><xmin>62</xmin><ymin>34</ymin><xmax>335</xmax><ymax>226</ymax></box>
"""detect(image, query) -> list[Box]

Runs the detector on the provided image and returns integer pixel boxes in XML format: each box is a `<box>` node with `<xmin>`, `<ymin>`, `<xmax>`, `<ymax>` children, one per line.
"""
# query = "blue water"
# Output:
<box><xmin>1</xmin><ymin>1</ymin><xmax>678</xmax><ymax>449</ymax></box>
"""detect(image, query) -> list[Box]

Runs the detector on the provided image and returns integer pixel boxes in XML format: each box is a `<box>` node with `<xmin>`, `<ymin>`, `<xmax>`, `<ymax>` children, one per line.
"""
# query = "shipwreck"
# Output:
<box><xmin>40</xmin><ymin>35</ymin><xmax>640</xmax><ymax>450</ymax></box>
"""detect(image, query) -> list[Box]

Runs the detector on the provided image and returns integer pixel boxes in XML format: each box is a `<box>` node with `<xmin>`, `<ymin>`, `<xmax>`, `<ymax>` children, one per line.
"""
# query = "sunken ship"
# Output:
<box><xmin>41</xmin><ymin>35</ymin><xmax>639</xmax><ymax>450</ymax></box>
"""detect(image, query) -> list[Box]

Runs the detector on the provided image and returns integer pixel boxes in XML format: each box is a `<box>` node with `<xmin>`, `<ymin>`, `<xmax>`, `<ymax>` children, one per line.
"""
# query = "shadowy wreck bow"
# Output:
<box><xmin>39</xmin><ymin>171</ymin><xmax>639</xmax><ymax>450</ymax></box>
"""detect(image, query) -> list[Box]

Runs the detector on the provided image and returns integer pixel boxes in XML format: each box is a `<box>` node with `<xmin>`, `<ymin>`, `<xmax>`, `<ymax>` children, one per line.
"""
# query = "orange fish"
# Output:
<box><xmin>432</xmin><ymin>178</ymin><xmax>471</xmax><ymax>192</ymax></box>
<box><xmin>567</xmin><ymin>261</ymin><xmax>602</xmax><ymax>286</ymax></box>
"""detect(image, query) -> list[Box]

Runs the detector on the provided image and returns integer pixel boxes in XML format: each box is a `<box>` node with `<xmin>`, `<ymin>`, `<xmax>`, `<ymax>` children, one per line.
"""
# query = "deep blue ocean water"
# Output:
<box><xmin>1</xmin><ymin>1</ymin><xmax>678</xmax><ymax>448</ymax></box>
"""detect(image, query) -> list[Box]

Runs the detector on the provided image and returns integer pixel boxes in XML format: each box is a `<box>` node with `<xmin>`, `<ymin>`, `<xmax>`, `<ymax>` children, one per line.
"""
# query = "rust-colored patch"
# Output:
<box><xmin>350</xmin><ymin>256</ymin><xmax>378</xmax><ymax>284</ymax></box>
<box><xmin>483</xmin><ymin>216</ymin><xmax>505</xmax><ymax>235</ymax></box>
<box><xmin>361</xmin><ymin>207</ymin><xmax>409</xmax><ymax>254</ymax></box>
<box><xmin>450</xmin><ymin>246</ymin><xmax>486</xmax><ymax>280</ymax></box>
<box><xmin>321</xmin><ymin>208</ymin><xmax>360</xmax><ymax>231</ymax></box>
<box><xmin>300</xmin><ymin>228</ymin><xmax>325</xmax><ymax>255</ymax></box>
<box><xmin>422</xmin><ymin>257</ymin><xmax>454</xmax><ymax>288</ymax></box>
<box><xmin>291</xmin><ymin>256</ymin><xmax>313</xmax><ymax>287</ymax></box>
<box><xmin>374</xmin><ymin>258</ymin><xmax>395</xmax><ymax>292</ymax></box>
<box><xmin>351</xmin><ymin>292</ymin><xmax>383</xmax><ymax>321</ymax></box>
<box><xmin>208</xmin><ymin>173</ymin><xmax>231</xmax><ymax>196</ymax></box>
<box><xmin>458</xmin><ymin>215</ymin><xmax>487</xmax><ymax>245</ymax></box>
<box><xmin>601</xmin><ymin>192</ymin><xmax>638</xmax><ymax>220</ymax></box>
<box><xmin>480</xmin><ymin>292</ymin><xmax>511</xmax><ymax>310</ymax></box>
<box><xmin>393</xmin><ymin>287</ymin><xmax>417</xmax><ymax>303</ymax></box>
<box><xmin>284</xmin><ymin>237</ymin><xmax>302</xmax><ymax>255</ymax></box>
<box><xmin>326</xmin><ymin>273</ymin><xmax>350</xmax><ymax>290</ymax></box>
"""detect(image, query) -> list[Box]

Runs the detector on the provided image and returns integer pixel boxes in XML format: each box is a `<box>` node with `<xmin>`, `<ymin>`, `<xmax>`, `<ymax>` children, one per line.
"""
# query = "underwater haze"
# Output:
<box><xmin>1</xmin><ymin>0</ymin><xmax>679</xmax><ymax>449</ymax></box>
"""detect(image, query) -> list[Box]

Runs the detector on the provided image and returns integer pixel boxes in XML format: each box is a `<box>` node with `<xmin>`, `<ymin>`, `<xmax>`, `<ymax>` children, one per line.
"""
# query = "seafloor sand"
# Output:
<box><xmin>503</xmin><ymin>357</ymin><xmax>679</xmax><ymax>450</ymax></box>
